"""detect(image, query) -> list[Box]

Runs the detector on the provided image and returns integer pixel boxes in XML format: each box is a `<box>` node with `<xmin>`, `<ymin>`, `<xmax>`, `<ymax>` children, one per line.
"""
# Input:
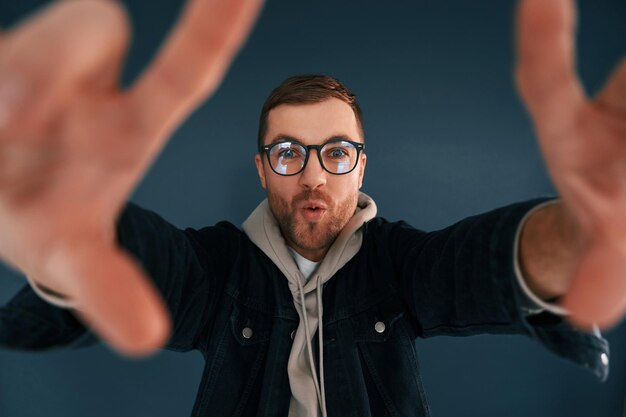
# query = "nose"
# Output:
<box><xmin>298</xmin><ymin>149</ymin><xmax>327</xmax><ymax>189</ymax></box>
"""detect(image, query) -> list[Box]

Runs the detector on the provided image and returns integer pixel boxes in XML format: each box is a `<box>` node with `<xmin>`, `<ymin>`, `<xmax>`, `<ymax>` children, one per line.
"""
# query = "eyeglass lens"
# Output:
<box><xmin>269</xmin><ymin>141</ymin><xmax>358</xmax><ymax>175</ymax></box>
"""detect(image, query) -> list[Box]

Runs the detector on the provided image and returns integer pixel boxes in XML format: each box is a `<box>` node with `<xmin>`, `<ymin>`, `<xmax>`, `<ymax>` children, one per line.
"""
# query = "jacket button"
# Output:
<box><xmin>374</xmin><ymin>321</ymin><xmax>386</xmax><ymax>333</ymax></box>
<box><xmin>242</xmin><ymin>327</ymin><xmax>253</xmax><ymax>339</ymax></box>
<box><xmin>290</xmin><ymin>330</ymin><xmax>296</xmax><ymax>340</ymax></box>
<box><xmin>601</xmin><ymin>353</ymin><xmax>609</xmax><ymax>366</ymax></box>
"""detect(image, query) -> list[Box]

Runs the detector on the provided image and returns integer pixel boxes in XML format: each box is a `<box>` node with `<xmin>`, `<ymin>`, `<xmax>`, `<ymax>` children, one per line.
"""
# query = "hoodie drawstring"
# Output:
<box><xmin>316</xmin><ymin>275</ymin><xmax>327</xmax><ymax>417</ymax></box>
<box><xmin>296</xmin><ymin>276</ymin><xmax>327</xmax><ymax>416</ymax></box>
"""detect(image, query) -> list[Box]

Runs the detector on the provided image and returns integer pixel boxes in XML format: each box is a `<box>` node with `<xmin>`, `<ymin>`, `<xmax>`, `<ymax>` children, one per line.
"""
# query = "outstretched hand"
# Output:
<box><xmin>0</xmin><ymin>0</ymin><xmax>263</xmax><ymax>355</ymax></box>
<box><xmin>516</xmin><ymin>0</ymin><xmax>626</xmax><ymax>328</ymax></box>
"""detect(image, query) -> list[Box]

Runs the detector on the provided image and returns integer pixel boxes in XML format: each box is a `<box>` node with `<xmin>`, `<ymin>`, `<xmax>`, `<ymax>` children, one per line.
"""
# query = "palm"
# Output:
<box><xmin>517</xmin><ymin>0</ymin><xmax>626</xmax><ymax>327</ymax></box>
<box><xmin>0</xmin><ymin>97</ymin><xmax>150</xmax><ymax>352</ymax></box>
<box><xmin>0</xmin><ymin>0</ymin><xmax>263</xmax><ymax>355</ymax></box>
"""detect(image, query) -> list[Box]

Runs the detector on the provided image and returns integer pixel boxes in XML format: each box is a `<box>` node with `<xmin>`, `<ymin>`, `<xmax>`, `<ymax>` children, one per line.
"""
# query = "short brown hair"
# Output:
<box><xmin>257</xmin><ymin>74</ymin><xmax>364</xmax><ymax>151</ymax></box>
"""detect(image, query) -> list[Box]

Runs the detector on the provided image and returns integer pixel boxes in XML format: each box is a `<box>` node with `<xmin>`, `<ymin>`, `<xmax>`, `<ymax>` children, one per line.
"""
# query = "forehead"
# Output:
<box><xmin>265</xmin><ymin>98</ymin><xmax>361</xmax><ymax>145</ymax></box>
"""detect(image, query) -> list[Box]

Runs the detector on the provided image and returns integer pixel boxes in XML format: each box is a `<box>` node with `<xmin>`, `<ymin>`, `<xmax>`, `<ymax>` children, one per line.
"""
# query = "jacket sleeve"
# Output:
<box><xmin>385</xmin><ymin>198</ymin><xmax>610</xmax><ymax>381</ymax></box>
<box><xmin>0</xmin><ymin>203</ymin><xmax>236</xmax><ymax>353</ymax></box>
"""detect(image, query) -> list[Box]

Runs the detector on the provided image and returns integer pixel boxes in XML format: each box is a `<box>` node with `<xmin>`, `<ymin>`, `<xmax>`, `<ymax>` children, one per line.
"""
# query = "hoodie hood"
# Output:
<box><xmin>242</xmin><ymin>192</ymin><xmax>377</xmax><ymax>417</ymax></box>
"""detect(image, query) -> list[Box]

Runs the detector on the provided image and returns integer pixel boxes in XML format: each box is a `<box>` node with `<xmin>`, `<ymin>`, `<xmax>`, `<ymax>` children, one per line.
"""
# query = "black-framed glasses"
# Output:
<box><xmin>260</xmin><ymin>138</ymin><xmax>365</xmax><ymax>176</ymax></box>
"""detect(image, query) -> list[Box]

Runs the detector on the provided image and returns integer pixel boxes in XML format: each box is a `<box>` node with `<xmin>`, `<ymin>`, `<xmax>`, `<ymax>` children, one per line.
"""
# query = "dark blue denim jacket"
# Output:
<box><xmin>0</xmin><ymin>199</ymin><xmax>609</xmax><ymax>417</ymax></box>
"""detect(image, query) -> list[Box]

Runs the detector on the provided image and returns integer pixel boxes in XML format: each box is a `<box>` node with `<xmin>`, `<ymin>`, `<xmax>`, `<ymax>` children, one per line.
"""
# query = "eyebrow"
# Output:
<box><xmin>268</xmin><ymin>134</ymin><xmax>357</xmax><ymax>146</ymax></box>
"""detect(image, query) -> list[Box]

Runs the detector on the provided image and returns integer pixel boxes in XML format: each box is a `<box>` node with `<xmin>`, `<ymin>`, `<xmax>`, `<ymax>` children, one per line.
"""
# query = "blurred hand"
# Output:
<box><xmin>0</xmin><ymin>0</ymin><xmax>263</xmax><ymax>355</ymax></box>
<box><xmin>516</xmin><ymin>0</ymin><xmax>626</xmax><ymax>328</ymax></box>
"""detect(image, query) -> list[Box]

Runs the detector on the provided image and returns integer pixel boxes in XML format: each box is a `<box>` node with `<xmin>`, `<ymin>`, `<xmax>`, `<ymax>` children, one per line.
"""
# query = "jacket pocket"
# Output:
<box><xmin>230</xmin><ymin>303</ymin><xmax>272</xmax><ymax>346</ymax></box>
<box><xmin>350</xmin><ymin>298</ymin><xmax>431</xmax><ymax>417</ymax></box>
<box><xmin>193</xmin><ymin>301</ymin><xmax>272</xmax><ymax>417</ymax></box>
<box><xmin>351</xmin><ymin>303</ymin><xmax>404</xmax><ymax>343</ymax></box>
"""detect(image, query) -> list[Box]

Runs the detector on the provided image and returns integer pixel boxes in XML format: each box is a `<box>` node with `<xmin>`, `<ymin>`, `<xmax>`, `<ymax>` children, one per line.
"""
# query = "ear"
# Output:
<box><xmin>255</xmin><ymin>154</ymin><xmax>267</xmax><ymax>189</ymax></box>
<box><xmin>357</xmin><ymin>153</ymin><xmax>367</xmax><ymax>189</ymax></box>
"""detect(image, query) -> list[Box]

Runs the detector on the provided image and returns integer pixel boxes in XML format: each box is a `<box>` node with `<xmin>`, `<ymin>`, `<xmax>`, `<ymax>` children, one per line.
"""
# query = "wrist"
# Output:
<box><xmin>519</xmin><ymin>200</ymin><xmax>583</xmax><ymax>300</ymax></box>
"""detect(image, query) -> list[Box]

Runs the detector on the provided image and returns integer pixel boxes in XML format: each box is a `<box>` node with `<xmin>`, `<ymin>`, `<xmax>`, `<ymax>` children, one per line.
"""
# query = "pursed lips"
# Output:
<box><xmin>296</xmin><ymin>200</ymin><xmax>328</xmax><ymax>221</ymax></box>
<box><xmin>297</xmin><ymin>200</ymin><xmax>328</xmax><ymax>210</ymax></box>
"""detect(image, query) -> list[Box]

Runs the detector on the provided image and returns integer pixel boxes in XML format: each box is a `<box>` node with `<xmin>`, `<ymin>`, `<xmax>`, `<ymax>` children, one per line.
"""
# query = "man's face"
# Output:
<box><xmin>254</xmin><ymin>98</ymin><xmax>366</xmax><ymax>261</ymax></box>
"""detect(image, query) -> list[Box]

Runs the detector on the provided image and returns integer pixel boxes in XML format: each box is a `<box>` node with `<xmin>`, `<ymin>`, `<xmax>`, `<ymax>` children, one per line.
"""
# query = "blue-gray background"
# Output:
<box><xmin>1</xmin><ymin>0</ymin><xmax>625</xmax><ymax>416</ymax></box>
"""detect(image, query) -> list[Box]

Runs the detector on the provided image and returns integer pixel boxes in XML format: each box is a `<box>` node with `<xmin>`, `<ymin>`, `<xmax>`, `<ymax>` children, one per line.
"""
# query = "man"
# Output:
<box><xmin>0</xmin><ymin>0</ymin><xmax>624</xmax><ymax>416</ymax></box>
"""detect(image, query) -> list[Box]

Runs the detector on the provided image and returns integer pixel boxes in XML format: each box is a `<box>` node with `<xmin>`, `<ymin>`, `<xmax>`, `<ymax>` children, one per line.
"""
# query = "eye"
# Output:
<box><xmin>278</xmin><ymin>148</ymin><xmax>301</xmax><ymax>159</ymax></box>
<box><xmin>327</xmin><ymin>147</ymin><xmax>348</xmax><ymax>159</ymax></box>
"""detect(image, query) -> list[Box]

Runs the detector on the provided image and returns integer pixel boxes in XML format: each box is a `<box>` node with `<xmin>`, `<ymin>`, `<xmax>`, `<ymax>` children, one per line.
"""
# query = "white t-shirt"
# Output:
<box><xmin>287</xmin><ymin>246</ymin><xmax>319</xmax><ymax>280</ymax></box>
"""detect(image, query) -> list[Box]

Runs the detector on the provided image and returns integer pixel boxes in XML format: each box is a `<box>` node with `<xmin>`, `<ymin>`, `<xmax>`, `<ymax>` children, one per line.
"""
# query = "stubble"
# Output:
<box><xmin>267</xmin><ymin>188</ymin><xmax>358</xmax><ymax>254</ymax></box>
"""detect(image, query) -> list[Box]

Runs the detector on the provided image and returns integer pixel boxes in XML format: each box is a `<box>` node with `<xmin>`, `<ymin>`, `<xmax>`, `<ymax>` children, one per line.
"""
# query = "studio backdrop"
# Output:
<box><xmin>1</xmin><ymin>1</ymin><xmax>625</xmax><ymax>416</ymax></box>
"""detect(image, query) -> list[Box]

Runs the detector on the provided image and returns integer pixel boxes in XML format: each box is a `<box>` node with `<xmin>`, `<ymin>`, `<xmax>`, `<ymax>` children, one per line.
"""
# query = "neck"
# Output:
<box><xmin>286</xmin><ymin>241</ymin><xmax>328</xmax><ymax>262</ymax></box>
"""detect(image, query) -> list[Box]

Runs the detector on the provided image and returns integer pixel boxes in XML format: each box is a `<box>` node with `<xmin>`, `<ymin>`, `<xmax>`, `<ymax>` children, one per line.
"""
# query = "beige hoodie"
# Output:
<box><xmin>242</xmin><ymin>192</ymin><xmax>377</xmax><ymax>417</ymax></box>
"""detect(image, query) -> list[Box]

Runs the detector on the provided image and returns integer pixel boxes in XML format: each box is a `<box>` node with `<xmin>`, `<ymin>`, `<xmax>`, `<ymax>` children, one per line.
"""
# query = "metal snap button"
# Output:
<box><xmin>374</xmin><ymin>321</ymin><xmax>386</xmax><ymax>334</ymax></box>
<box><xmin>290</xmin><ymin>330</ymin><xmax>296</xmax><ymax>340</ymax></box>
<box><xmin>601</xmin><ymin>353</ymin><xmax>609</xmax><ymax>366</ymax></box>
<box><xmin>242</xmin><ymin>327</ymin><xmax>253</xmax><ymax>339</ymax></box>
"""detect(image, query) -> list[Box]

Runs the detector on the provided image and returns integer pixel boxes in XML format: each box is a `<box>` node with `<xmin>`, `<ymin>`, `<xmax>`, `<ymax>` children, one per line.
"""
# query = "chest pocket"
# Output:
<box><xmin>351</xmin><ymin>301</ymin><xmax>405</xmax><ymax>343</ymax></box>
<box><xmin>230</xmin><ymin>302</ymin><xmax>272</xmax><ymax>346</ymax></box>
<box><xmin>195</xmin><ymin>301</ymin><xmax>272</xmax><ymax>417</ymax></box>
<box><xmin>348</xmin><ymin>298</ymin><xmax>431</xmax><ymax>417</ymax></box>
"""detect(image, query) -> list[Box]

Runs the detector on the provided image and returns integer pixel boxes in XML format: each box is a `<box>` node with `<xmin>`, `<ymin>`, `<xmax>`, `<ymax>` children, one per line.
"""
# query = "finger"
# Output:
<box><xmin>0</xmin><ymin>0</ymin><xmax>130</xmax><ymax>131</ymax></box>
<box><xmin>563</xmin><ymin>241</ymin><xmax>626</xmax><ymax>329</ymax></box>
<box><xmin>44</xmin><ymin>244</ymin><xmax>172</xmax><ymax>356</ymax></box>
<box><xmin>595</xmin><ymin>58</ymin><xmax>626</xmax><ymax>114</ymax></box>
<box><xmin>126</xmin><ymin>0</ymin><xmax>264</xmax><ymax>142</ymax></box>
<box><xmin>515</xmin><ymin>0</ymin><xmax>586</xmax><ymax>130</ymax></box>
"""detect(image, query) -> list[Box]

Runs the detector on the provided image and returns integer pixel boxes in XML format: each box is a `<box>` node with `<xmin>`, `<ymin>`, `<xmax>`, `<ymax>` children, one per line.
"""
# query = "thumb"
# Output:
<box><xmin>43</xmin><ymin>243</ymin><xmax>172</xmax><ymax>357</ymax></box>
<box><xmin>563</xmin><ymin>240</ymin><xmax>626</xmax><ymax>329</ymax></box>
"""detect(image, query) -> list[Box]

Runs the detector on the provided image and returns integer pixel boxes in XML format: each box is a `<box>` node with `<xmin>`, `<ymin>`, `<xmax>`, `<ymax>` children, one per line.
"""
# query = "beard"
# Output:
<box><xmin>267</xmin><ymin>187</ymin><xmax>358</xmax><ymax>255</ymax></box>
